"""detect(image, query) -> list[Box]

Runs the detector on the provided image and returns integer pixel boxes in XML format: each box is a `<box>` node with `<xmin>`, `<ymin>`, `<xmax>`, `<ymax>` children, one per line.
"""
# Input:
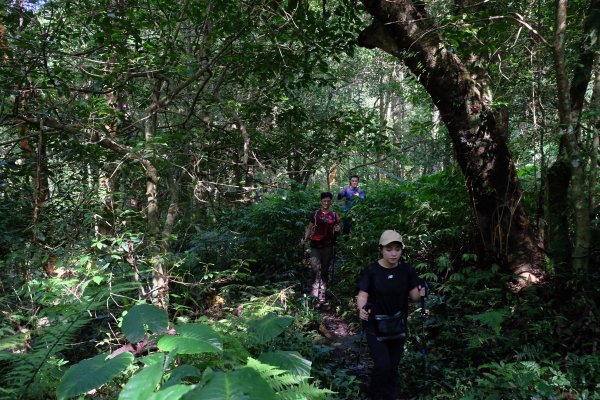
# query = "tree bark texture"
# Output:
<box><xmin>591</xmin><ymin>65</ymin><xmax>600</xmax><ymax>268</ymax></box>
<box><xmin>549</xmin><ymin>0</ymin><xmax>599</xmax><ymax>273</ymax></box>
<box><xmin>359</xmin><ymin>0</ymin><xmax>544</xmax><ymax>282</ymax></box>
<box><xmin>590</xmin><ymin>65</ymin><xmax>599</xmax><ymax>216</ymax></box>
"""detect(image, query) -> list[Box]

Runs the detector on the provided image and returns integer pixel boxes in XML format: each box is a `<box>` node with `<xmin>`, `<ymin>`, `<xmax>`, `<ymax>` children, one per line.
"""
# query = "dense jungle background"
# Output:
<box><xmin>0</xmin><ymin>0</ymin><xmax>599</xmax><ymax>399</ymax></box>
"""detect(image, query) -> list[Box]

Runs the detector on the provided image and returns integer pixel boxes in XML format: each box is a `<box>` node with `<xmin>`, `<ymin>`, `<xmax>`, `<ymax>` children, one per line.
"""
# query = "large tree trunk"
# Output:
<box><xmin>359</xmin><ymin>0</ymin><xmax>545</xmax><ymax>283</ymax></box>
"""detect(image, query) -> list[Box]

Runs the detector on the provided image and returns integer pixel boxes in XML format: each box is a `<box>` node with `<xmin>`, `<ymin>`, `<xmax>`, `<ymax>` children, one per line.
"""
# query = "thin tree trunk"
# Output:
<box><xmin>551</xmin><ymin>0</ymin><xmax>580</xmax><ymax>273</ymax></box>
<box><xmin>33</xmin><ymin>120</ymin><xmax>50</xmax><ymax>242</ymax></box>
<box><xmin>549</xmin><ymin>0</ymin><xmax>599</xmax><ymax>273</ymax></box>
<box><xmin>145</xmin><ymin>78</ymin><xmax>162</xmax><ymax>235</ymax></box>
<box><xmin>590</xmin><ymin>64</ymin><xmax>599</xmax><ymax>214</ymax></box>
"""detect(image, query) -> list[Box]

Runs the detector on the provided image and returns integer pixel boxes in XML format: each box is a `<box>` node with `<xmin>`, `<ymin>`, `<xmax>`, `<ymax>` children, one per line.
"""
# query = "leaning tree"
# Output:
<box><xmin>358</xmin><ymin>0</ymin><xmax>548</xmax><ymax>283</ymax></box>
<box><xmin>358</xmin><ymin>0</ymin><xmax>599</xmax><ymax>283</ymax></box>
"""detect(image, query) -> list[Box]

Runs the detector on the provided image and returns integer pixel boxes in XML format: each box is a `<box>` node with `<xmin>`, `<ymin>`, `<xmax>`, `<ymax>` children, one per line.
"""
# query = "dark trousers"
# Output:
<box><xmin>366</xmin><ymin>332</ymin><xmax>405</xmax><ymax>400</ymax></box>
<box><xmin>342</xmin><ymin>215</ymin><xmax>352</xmax><ymax>235</ymax></box>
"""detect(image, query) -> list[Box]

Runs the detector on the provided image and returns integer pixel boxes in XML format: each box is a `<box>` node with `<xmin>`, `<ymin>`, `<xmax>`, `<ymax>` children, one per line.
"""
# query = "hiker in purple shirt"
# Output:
<box><xmin>338</xmin><ymin>175</ymin><xmax>365</xmax><ymax>234</ymax></box>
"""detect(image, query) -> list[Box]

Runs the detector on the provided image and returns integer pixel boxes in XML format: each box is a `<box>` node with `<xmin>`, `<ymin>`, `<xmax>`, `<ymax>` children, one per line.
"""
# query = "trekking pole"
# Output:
<box><xmin>419</xmin><ymin>280</ymin><xmax>430</xmax><ymax>355</ymax></box>
<box><xmin>356</xmin><ymin>305</ymin><xmax>370</xmax><ymax>368</ymax></box>
<box><xmin>328</xmin><ymin>246</ymin><xmax>336</xmax><ymax>291</ymax></box>
<box><xmin>356</xmin><ymin>322</ymin><xmax>366</xmax><ymax>368</ymax></box>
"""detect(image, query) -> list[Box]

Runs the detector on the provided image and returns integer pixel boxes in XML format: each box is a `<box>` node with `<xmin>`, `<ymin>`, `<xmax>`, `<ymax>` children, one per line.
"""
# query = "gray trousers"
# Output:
<box><xmin>309</xmin><ymin>246</ymin><xmax>334</xmax><ymax>300</ymax></box>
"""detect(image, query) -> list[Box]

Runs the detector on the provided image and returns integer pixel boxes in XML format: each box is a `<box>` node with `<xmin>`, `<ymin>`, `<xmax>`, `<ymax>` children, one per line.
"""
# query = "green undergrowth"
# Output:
<box><xmin>1</xmin><ymin>171</ymin><xmax>599</xmax><ymax>399</ymax></box>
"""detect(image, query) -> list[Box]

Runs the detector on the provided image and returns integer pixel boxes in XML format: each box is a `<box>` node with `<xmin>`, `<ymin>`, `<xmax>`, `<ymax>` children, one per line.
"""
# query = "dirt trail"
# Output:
<box><xmin>315</xmin><ymin>308</ymin><xmax>370</xmax><ymax>399</ymax></box>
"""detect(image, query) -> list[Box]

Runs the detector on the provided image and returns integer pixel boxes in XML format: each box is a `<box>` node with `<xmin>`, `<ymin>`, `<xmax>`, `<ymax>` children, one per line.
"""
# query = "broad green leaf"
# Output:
<box><xmin>141</xmin><ymin>352</ymin><xmax>166</xmax><ymax>367</ymax></box>
<box><xmin>157</xmin><ymin>324</ymin><xmax>222</xmax><ymax>354</ymax></box>
<box><xmin>57</xmin><ymin>352</ymin><xmax>134</xmax><ymax>400</ymax></box>
<box><xmin>164</xmin><ymin>344</ymin><xmax>179</xmax><ymax>369</ymax></box>
<box><xmin>258</xmin><ymin>351</ymin><xmax>311</xmax><ymax>382</ymax></box>
<box><xmin>163</xmin><ymin>365</ymin><xmax>201</xmax><ymax>389</ymax></box>
<box><xmin>184</xmin><ymin>367</ymin><xmax>276</xmax><ymax>400</ymax></box>
<box><xmin>148</xmin><ymin>384</ymin><xmax>194</xmax><ymax>400</ymax></box>
<box><xmin>119</xmin><ymin>362</ymin><xmax>163</xmax><ymax>400</ymax></box>
<box><xmin>122</xmin><ymin>304</ymin><xmax>169</xmax><ymax>343</ymax></box>
<box><xmin>247</xmin><ymin>313</ymin><xmax>294</xmax><ymax>344</ymax></box>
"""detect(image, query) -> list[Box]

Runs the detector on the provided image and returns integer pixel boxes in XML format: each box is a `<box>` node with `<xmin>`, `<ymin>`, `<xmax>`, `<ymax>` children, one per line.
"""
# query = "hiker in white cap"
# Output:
<box><xmin>356</xmin><ymin>230</ymin><xmax>426</xmax><ymax>400</ymax></box>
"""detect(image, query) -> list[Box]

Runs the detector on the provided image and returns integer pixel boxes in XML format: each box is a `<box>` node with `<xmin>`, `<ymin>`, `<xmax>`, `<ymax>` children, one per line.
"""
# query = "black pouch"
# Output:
<box><xmin>373</xmin><ymin>311</ymin><xmax>406</xmax><ymax>341</ymax></box>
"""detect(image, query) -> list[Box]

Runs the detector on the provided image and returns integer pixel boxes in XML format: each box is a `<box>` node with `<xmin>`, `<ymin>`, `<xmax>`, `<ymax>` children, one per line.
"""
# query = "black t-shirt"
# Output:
<box><xmin>357</xmin><ymin>260</ymin><xmax>419</xmax><ymax>317</ymax></box>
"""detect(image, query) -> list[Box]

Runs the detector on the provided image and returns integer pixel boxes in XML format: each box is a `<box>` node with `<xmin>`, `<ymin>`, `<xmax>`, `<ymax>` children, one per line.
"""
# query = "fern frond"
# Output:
<box><xmin>247</xmin><ymin>357</ymin><xmax>287</xmax><ymax>379</ymax></box>
<box><xmin>0</xmin><ymin>281</ymin><xmax>133</xmax><ymax>400</ymax></box>
<box><xmin>246</xmin><ymin>357</ymin><xmax>330</xmax><ymax>398</ymax></box>
<box><xmin>276</xmin><ymin>381</ymin><xmax>334</xmax><ymax>400</ymax></box>
<box><xmin>2</xmin><ymin>311</ymin><xmax>92</xmax><ymax>399</ymax></box>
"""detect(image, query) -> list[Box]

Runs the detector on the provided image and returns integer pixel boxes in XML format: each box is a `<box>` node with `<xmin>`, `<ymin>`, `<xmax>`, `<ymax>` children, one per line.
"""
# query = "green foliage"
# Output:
<box><xmin>190</xmin><ymin>366</ymin><xmax>277</xmax><ymax>400</ymax></box>
<box><xmin>162</xmin><ymin>364</ymin><xmax>201</xmax><ymax>389</ymax></box>
<box><xmin>122</xmin><ymin>303</ymin><xmax>169</xmax><ymax>343</ymax></box>
<box><xmin>0</xmin><ymin>277</ymin><xmax>134</xmax><ymax>400</ymax></box>
<box><xmin>118</xmin><ymin>358</ymin><xmax>164</xmax><ymax>400</ymax></box>
<box><xmin>332</xmin><ymin>170</ymin><xmax>473</xmax><ymax>297</ymax></box>
<box><xmin>396</xmin><ymin>261</ymin><xmax>600</xmax><ymax>399</ymax></box>
<box><xmin>464</xmin><ymin>360</ymin><xmax>574</xmax><ymax>400</ymax></box>
<box><xmin>188</xmin><ymin>190</ymin><xmax>313</xmax><ymax>270</ymax></box>
<box><xmin>466</xmin><ymin>308</ymin><xmax>509</xmax><ymax>336</ymax></box>
<box><xmin>245</xmin><ymin>357</ymin><xmax>333</xmax><ymax>400</ymax></box>
<box><xmin>0</xmin><ymin>0</ymin><xmax>598</xmax><ymax>399</ymax></box>
<box><xmin>56</xmin><ymin>352</ymin><xmax>134</xmax><ymax>400</ymax></box>
<box><xmin>157</xmin><ymin>324</ymin><xmax>223</xmax><ymax>355</ymax></box>
<box><xmin>147</xmin><ymin>385</ymin><xmax>194</xmax><ymax>400</ymax></box>
<box><xmin>56</xmin><ymin>303</ymin><xmax>330</xmax><ymax>399</ymax></box>
<box><xmin>247</xmin><ymin>313</ymin><xmax>295</xmax><ymax>344</ymax></box>
<box><xmin>258</xmin><ymin>351</ymin><xmax>312</xmax><ymax>384</ymax></box>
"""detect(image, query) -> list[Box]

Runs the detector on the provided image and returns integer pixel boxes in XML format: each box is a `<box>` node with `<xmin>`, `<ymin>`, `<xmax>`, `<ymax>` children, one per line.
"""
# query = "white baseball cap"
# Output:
<box><xmin>379</xmin><ymin>230</ymin><xmax>404</xmax><ymax>247</ymax></box>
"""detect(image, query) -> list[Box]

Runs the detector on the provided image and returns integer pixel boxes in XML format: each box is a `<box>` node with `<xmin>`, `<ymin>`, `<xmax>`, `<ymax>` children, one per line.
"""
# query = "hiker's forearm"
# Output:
<box><xmin>357</xmin><ymin>291</ymin><xmax>368</xmax><ymax>310</ymax></box>
<box><xmin>303</xmin><ymin>223</ymin><xmax>314</xmax><ymax>240</ymax></box>
<box><xmin>357</xmin><ymin>291</ymin><xmax>369</xmax><ymax>320</ymax></box>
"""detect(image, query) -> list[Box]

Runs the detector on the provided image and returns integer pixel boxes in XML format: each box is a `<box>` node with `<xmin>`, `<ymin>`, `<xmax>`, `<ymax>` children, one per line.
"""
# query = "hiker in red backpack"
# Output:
<box><xmin>300</xmin><ymin>192</ymin><xmax>341</xmax><ymax>306</ymax></box>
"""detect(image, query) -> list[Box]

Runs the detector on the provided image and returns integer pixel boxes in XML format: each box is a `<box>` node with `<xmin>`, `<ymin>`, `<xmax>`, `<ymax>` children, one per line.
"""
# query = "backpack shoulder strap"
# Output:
<box><xmin>310</xmin><ymin>209</ymin><xmax>319</xmax><ymax>236</ymax></box>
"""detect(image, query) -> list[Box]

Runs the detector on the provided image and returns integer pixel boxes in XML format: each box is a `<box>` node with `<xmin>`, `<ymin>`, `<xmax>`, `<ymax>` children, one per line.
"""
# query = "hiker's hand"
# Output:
<box><xmin>359</xmin><ymin>307</ymin><xmax>370</xmax><ymax>321</ymax></box>
<box><xmin>418</xmin><ymin>285</ymin><xmax>427</xmax><ymax>297</ymax></box>
<box><xmin>334</xmin><ymin>224</ymin><xmax>341</xmax><ymax>233</ymax></box>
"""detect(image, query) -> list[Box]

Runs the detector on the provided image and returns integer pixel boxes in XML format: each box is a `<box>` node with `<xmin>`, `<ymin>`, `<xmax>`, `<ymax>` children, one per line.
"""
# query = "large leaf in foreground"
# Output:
<box><xmin>122</xmin><ymin>304</ymin><xmax>169</xmax><ymax>343</ymax></box>
<box><xmin>258</xmin><ymin>350</ymin><xmax>311</xmax><ymax>383</ymax></box>
<box><xmin>157</xmin><ymin>323</ymin><xmax>222</xmax><ymax>354</ymax></box>
<box><xmin>163</xmin><ymin>364</ymin><xmax>202</xmax><ymax>389</ymax></box>
<box><xmin>184</xmin><ymin>367</ymin><xmax>276</xmax><ymax>400</ymax></box>
<box><xmin>57</xmin><ymin>352</ymin><xmax>134</xmax><ymax>400</ymax></box>
<box><xmin>148</xmin><ymin>384</ymin><xmax>194</xmax><ymax>400</ymax></box>
<box><xmin>247</xmin><ymin>313</ymin><xmax>293</xmax><ymax>344</ymax></box>
<box><xmin>118</xmin><ymin>361</ymin><xmax>163</xmax><ymax>400</ymax></box>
